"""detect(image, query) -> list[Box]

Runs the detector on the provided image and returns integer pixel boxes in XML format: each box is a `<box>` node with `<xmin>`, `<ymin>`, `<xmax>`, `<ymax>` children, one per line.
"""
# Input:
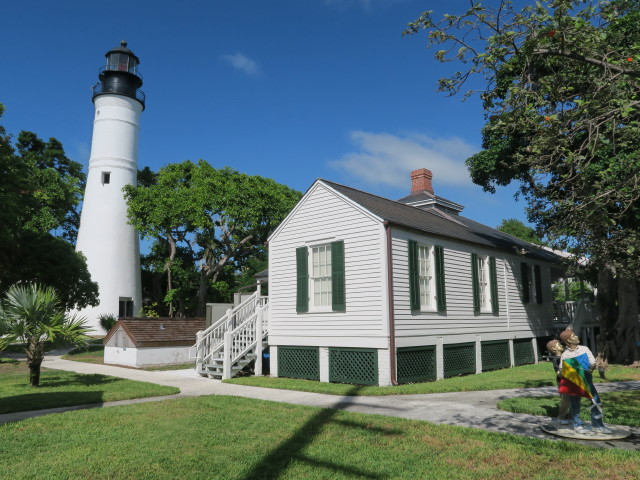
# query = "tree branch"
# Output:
<box><xmin>533</xmin><ymin>48</ymin><xmax>640</xmax><ymax>77</ymax></box>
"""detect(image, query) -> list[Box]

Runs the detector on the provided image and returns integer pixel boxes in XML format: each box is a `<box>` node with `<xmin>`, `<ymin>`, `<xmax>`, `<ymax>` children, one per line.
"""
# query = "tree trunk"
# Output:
<box><xmin>197</xmin><ymin>270</ymin><xmax>209</xmax><ymax>317</ymax></box>
<box><xmin>596</xmin><ymin>264</ymin><xmax>617</xmax><ymax>360</ymax></box>
<box><xmin>612</xmin><ymin>273</ymin><xmax>639</xmax><ymax>364</ymax></box>
<box><xmin>196</xmin><ymin>253</ymin><xmax>230</xmax><ymax>316</ymax></box>
<box><xmin>28</xmin><ymin>360</ymin><xmax>42</xmax><ymax>387</ymax></box>
<box><xmin>166</xmin><ymin>234</ymin><xmax>177</xmax><ymax>317</ymax></box>
<box><xmin>26</xmin><ymin>343</ymin><xmax>44</xmax><ymax>387</ymax></box>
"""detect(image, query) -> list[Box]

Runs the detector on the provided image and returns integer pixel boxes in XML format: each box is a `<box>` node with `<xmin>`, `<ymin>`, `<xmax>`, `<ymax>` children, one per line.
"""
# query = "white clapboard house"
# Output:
<box><xmin>264</xmin><ymin>169</ymin><xmax>563</xmax><ymax>386</ymax></box>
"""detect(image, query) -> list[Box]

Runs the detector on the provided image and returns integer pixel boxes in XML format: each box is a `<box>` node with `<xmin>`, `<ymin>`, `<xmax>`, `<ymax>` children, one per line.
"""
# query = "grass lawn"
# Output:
<box><xmin>0</xmin><ymin>360</ymin><xmax>179</xmax><ymax>414</ymax></box>
<box><xmin>498</xmin><ymin>390</ymin><xmax>640</xmax><ymax>427</ymax></box>
<box><xmin>61</xmin><ymin>344</ymin><xmax>105</xmax><ymax>364</ymax></box>
<box><xmin>1</xmin><ymin>395</ymin><xmax>639</xmax><ymax>480</ymax></box>
<box><xmin>143</xmin><ymin>362</ymin><xmax>195</xmax><ymax>371</ymax></box>
<box><xmin>225</xmin><ymin>363</ymin><xmax>640</xmax><ymax>396</ymax></box>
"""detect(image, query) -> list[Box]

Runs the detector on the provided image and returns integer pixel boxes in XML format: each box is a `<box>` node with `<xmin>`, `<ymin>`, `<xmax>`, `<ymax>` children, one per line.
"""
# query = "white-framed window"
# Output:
<box><xmin>418</xmin><ymin>244</ymin><xmax>436</xmax><ymax>310</ymax></box>
<box><xmin>296</xmin><ymin>241</ymin><xmax>345</xmax><ymax>313</ymax></box>
<box><xmin>476</xmin><ymin>254</ymin><xmax>491</xmax><ymax>312</ymax></box>
<box><xmin>409</xmin><ymin>241</ymin><xmax>446</xmax><ymax>312</ymax></box>
<box><xmin>310</xmin><ymin>243</ymin><xmax>332</xmax><ymax>310</ymax></box>
<box><xmin>472</xmin><ymin>253</ymin><xmax>498</xmax><ymax>315</ymax></box>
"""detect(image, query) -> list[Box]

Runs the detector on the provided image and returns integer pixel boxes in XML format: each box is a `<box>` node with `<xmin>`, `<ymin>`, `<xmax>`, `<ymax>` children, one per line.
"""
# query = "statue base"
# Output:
<box><xmin>541</xmin><ymin>420</ymin><xmax>632</xmax><ymax>440</ymax></box>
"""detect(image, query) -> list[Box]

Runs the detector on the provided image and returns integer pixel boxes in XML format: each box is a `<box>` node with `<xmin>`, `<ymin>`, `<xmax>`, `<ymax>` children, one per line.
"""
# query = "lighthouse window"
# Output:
<box><xmin>101</xmin><ymin>172</ymin><xmax>111</xmax><ymax>184</ymax></box>
<box><xmin>119</xmin><ymin>298</ymin><xmax>134</xmax><ymax>318</ymax></box>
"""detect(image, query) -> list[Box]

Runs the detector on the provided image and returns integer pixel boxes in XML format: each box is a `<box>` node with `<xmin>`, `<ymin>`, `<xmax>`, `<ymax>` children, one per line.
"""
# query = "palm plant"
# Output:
<box><xmin>0</xmin><ymin>283</ymin><xmax>90</xmax><ymax>386</ymax></box>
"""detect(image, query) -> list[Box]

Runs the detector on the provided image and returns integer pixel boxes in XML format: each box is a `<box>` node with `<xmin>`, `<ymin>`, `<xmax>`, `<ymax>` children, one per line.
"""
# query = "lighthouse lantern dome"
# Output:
<box><xmin>93</xmin><ymin>40</ymin><xmax>145</xmax><ymax>108</ymax></box>
<box><xmin>105</xmin><ymin>41</ymin><xmax>140</xmax><ymax>76</ymax></box>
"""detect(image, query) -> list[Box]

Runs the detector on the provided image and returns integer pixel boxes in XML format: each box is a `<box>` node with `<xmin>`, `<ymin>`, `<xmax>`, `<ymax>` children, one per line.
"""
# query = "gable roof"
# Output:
<box><xmin>103</xmin><ymin>317</ymin><xmax>206</xmax><ymax>347</ymax></box>
<box><xmin>320</xmin><ymin>179</ymin><xmax>560</xmax><ymax>263</ymax></box>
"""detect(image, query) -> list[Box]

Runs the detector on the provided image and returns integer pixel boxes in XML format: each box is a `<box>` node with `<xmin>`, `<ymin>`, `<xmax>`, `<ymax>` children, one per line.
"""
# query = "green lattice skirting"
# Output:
<box><xmin>481</xmin><ymin>340</ymin><xmax>510</xmax><ymax>371</ymax></box>
<box><xmin>397</xmin><ymin>346</ymin><xmax>436</xmax><ymax>384</ymax></box>
<box><xmin>278</xmin><ymin>346</ymin><xmax>320</xmax><ymax>380</ymax></box>
<box><xmin>329</xmin><ymin>348</ymin><xmax>378</xmax><ymax>385</ymax></box>
<box><xmin>443</xmin><ymin>343</ymin><xmax>476</xmax><ymax>378</ymax></box>
<box><xmin>513</xmin><ymin>339</ymin><xmax>535</xmax><ymax>366</ymax></box>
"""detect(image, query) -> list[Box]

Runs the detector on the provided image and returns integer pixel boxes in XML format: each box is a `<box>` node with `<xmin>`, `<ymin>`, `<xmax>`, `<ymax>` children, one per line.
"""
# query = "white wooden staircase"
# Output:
<box><xmin>190</xmin><ymin>290</ymin><xmax>269</xmax><ymax>379</ymax></box>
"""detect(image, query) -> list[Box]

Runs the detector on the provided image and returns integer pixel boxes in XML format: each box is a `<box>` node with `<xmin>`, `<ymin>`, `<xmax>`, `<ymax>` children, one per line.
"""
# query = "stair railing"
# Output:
<box><xmin>191</xmin><ymin>291</ymin><xmax>260</xmax><ymax>369</ymax></box>
<box><xmin>191</xmin><ymin>292</ymin><xmax>269</xmax><ymax>375</ymax></box>
<box><xmin>222</xmin><ymin>303</ymin><xmax>270</xmax><ymax>379</ymax></box>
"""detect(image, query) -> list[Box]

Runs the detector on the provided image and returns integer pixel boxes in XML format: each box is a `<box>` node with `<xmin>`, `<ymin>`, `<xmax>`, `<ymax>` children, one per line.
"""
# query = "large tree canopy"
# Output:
<box><xmin>406</xmin><ymin>0</ymin><xmax>640</xmax><ymax>362</ymax></box>
<box><xmin>124</xmin><ymin>160</ymin><xmax>302</xmax><ymax>316</ymax></box>
<box><xmin>0</xmin><ymin>103</ymin><xmax>98</xmax><ymax>310</ymax></box>
<box><xmin>497</xmin><ymin>218</ymin><xmax>543</xmax><ymax>245</ymax></box>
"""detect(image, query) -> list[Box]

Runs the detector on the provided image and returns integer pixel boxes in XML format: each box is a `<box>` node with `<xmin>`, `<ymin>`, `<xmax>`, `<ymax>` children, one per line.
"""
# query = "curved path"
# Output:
<box><xmin>2</xmin><ymin>354</ymin><xmax>639</xmax><ymax>450</ymax></box>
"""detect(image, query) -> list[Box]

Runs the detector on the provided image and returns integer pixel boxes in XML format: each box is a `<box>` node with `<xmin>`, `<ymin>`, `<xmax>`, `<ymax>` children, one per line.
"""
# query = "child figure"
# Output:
<box><xmin>546</xmin><ymin>339</ymin><xmax>570</xmax><ymax>424</ymax></box>
<box><xmin>558</xmin><ymin>328</ymin><xmax>611</xmax><ymax>434</ymax></box>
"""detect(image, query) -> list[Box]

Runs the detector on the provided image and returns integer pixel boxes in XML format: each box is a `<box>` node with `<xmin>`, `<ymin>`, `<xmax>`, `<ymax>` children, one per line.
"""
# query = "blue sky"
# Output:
<box><xmin>2</xmin><ymin>0</ymin><xmax>529</xmax><ymax>230</ymax></box>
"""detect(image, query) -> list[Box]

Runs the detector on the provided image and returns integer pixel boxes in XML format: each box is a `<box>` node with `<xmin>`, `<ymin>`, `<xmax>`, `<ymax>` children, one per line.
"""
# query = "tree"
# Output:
<box><xmin>405</xmin><ymin>0</ymin><xmax>640</xmax><ymax>363</ymax></box>
<box><xmin>497</xmin><ymin>218</ymin><xmax>543</xmax><ymax>244</ymax></box>
<box><xmin>124</xmin><ymin>160</ymin><xmax>302</xmax><ymax>316</ymax></box>
<box><xmin>0</xmin><ymin>283</ymin><xmax>90</xmax><ymax>386</ymax></box>
<box><xmin>0</xmin><ymin>103</ymin><xmax>98</xmax><ymax>309</ymax></box>
<box><xmin>553</xmin><ymin>280</ymin><xmax>594</xmax><ymax>302</ymax></box>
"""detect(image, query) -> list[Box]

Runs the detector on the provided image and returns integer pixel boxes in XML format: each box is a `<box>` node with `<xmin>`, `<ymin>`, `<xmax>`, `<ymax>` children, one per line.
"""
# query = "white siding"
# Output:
<box><xmin>391</xmin><ymin>227</ymin><xmax>555</xmax><ymax>347</ymax></box>
<box><xmin>269</xmin><ymin>182</ymin><xmax>387</xmax><ymax>348</ymax></box>
<box><xmin>104</xmin><ymin>345</ymin><xmax>192</xmax><ymax>367</ymax></box>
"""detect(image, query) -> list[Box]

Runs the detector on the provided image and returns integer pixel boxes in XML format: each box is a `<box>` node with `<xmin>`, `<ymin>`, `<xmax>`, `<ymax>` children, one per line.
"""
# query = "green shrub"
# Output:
<box><xmin>98</xmin><ymin>314</ymin><xmax>117</xmax><ymax>332</ymax></box>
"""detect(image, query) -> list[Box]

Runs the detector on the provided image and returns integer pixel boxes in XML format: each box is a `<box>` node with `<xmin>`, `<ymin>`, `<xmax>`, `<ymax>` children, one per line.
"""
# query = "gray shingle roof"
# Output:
<box><xmin>321</xmin><ymin>179</ymin><xmax>560</xmax><ymax>263</ymax></box>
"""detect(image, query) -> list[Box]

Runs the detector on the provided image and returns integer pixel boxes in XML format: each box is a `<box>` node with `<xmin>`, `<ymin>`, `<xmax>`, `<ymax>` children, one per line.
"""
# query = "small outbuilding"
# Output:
<box><xmin>104</xmin><ymin>317</ymin><xmax>205</xmax><ymax>367</ymax></box>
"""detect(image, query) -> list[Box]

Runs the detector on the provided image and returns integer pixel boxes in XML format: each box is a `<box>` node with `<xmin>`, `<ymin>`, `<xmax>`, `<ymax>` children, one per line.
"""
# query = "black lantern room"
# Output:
<box><xmin>92</xmin><ymin>41</ymin><xmax>145</xmax><ymax>109</ymax></box>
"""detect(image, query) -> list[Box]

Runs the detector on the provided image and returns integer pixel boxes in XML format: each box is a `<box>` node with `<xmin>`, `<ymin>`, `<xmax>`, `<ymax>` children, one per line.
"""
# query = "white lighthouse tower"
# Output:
<box><xmin>76</xmin><ymin>41</ymin><xmax>145</xmax><ymax>332</ymax></box>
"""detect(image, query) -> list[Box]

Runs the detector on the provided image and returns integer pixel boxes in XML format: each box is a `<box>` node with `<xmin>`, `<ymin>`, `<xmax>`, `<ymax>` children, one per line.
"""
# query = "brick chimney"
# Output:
<box><xmin>410</xmin><ymin>168</ymin><xmax>434</xmax><ymax>195</ymax></box>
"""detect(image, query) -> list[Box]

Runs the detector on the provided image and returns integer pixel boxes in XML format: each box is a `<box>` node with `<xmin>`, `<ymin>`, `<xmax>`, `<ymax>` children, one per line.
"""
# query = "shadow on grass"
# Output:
<box><xmin>516</xmin><ymin>377</ymin><xmax>555</xmax><ymax>389</ymax></box>
<box><xmin>38</xmin><ymin>373</ymin><xmax>120</xmax><ymax>388</ymax></box>
<box><xmin>242</xmin><ymin>385</ymin><xmax>400</xmax><ymax>480</ymax></box>
<box><xmin>0</xmin><ymin>391</ymin><xmax>105</xmax><ymax>415</ymax></box>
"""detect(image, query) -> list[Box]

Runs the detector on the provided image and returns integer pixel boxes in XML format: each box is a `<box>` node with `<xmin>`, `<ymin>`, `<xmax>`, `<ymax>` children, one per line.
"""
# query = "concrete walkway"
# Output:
<box><xmin>2</xmin><ymin>354</ymin><xmax>639</xmax><ymax>450</ymax></box>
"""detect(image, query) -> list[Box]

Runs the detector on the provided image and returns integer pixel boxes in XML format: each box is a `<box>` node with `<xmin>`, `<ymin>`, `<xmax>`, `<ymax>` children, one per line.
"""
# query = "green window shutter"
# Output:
<box><xmin>471</xmin><ymin>253</ymin><xmax>480</xmax><ymax>313</ymax></box>
<box><xmin>435</xmin><ymin>245</ymin><xmax>446</xmax><ymax>312</ymax></box>
<box><xmin>296</xmin><ymin>247</ymin><xmax>308</xmax><ymax>313</ymax></box>
<box><xmin>408</xmin><ymin>240</ymin><xmax>420</xmax><ymax>311</ymax></box>
<box><xmin>534</xmin><ymin>265</ymin><xmax>543</xmax><ymax>304</ymax></box>
<box><xmin>521</xmin><ymin>262</ymin><xmax>530</xmax><ymax>304</ymax></box>
<box><xmin>331</xmin><ymin>241</ymin><xmax>345</xmax><ymax>311</ymax></box>
<box><xmin>489</xmin><ymin>256</ymin><xmax>499</xmax><ymax>315</ymax></box>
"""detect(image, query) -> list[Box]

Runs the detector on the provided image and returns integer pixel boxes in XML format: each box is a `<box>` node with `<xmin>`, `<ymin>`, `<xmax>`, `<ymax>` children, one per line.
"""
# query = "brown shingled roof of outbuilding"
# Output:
<box><xmin>103</xmin><ymin>317</ymin><xmax>206</xmax><ymax>347</ymax></box>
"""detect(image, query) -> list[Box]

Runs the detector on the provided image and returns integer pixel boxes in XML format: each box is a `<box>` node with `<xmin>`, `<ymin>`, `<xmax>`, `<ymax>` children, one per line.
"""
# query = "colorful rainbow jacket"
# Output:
<box><xmin>558</xmin><ymin>353</ymin><xmax>597</xmax><ymax>399</ymax></box>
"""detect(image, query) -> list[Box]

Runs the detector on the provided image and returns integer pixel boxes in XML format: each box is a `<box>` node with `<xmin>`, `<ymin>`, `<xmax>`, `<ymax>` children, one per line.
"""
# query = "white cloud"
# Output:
<box><xmin>222</xmin><ymin>53</ymin><xmax>260</xmax><ymax>76</ymax></box>
<box><xmin>328</xmin><ymin>131</ymin><xmax>477</xmax><ymax>189</ymax></box>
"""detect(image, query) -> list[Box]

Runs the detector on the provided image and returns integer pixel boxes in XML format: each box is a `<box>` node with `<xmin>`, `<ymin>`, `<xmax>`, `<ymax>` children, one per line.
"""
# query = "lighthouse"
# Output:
<box><xmin>76</xmin><ymin>41</ymin><xmax>144</xmax><ymax>332</ymax></box>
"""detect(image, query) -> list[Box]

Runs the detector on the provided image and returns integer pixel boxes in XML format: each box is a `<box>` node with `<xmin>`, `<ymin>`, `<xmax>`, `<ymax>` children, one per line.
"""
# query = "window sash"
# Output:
<box><xmin>310</xmin><ymin>245</ymin><xmax>332</xmax><ymax>308</ymax></box>
<box><xmin>473</xmin><ymin>254</ymin><xmax>498</xmax><ymax>314</ymax></box>
<box><xmin>418</xmin><ymin>245</ymin><xmax>434</xmax><ymax>309</ymax></box>
<box><xmin>477</xmin><ymin>256</ymin><xmax>490</xmax><ymax>311</ymax></box>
